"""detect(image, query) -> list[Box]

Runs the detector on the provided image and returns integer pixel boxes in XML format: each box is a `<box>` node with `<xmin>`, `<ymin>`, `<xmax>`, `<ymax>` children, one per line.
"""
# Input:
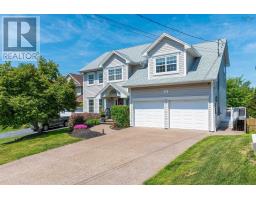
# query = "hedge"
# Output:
<box><xmin>111</xmin><ymin>105</ymin><xmax>130</xmax><ymax>128</ymax></box>
<box><xmin>86</xmin><ymin>118</ymin><xmax>100</xmax><ymax>127</ymax></box>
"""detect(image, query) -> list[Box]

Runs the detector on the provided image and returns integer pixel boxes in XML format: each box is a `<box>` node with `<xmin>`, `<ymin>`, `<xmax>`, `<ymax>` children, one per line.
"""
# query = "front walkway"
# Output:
<box><xmin>0</xmin><ymin>126</ymin><xmax>207</xmax><ymax>185</ymax></box>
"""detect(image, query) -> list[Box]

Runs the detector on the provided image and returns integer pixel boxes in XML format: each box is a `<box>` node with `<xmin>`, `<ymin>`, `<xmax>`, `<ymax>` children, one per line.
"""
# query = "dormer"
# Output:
<box><xmin>98</xmin><ymin>50</ymin><xmax>133</xmax><ymax>84</ymax></box>
<box><xmin>143</xmin><ymin>33</ymin><xmax>200</xmax><ymax>80</ymax></box>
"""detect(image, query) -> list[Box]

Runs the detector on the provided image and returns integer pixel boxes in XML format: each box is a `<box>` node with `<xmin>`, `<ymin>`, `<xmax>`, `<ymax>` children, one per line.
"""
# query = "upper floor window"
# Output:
<box><xmin>155</xmin><ymin>55</ymin><xmax>177</xmax><ymax>74</ymax></box>
<box><xmin>98</xmin><ymin>71</ymin><xmax>103</xmax><ymax>84</ymax></box>
<box><xmin>88</xmin><ymin>73</ymin><xmax>95</xmax><ymax>85</ymax></box>
<box><xmin>108</xmin><ymin>67</ymin><xmax>122</xmax><ymax>81</ymax></box>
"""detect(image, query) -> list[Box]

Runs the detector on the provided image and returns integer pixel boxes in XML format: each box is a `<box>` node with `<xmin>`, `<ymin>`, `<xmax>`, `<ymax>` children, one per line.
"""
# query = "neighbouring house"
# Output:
<box><xmin>66</xmin><ymin>73</ymin><xmax>83</xmax><ymax>104</ymax></box>
<box><xmin>80</xmin><ymin>33</ymin><xmax>230</xmax><ymax>131</ymax></box>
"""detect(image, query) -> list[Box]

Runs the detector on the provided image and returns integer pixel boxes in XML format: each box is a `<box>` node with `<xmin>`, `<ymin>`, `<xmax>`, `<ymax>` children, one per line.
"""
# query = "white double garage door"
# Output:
<box><xmin>134</xmin><ymin>98</ymin><xmax>209</xmax><ymax>131</ymax></box>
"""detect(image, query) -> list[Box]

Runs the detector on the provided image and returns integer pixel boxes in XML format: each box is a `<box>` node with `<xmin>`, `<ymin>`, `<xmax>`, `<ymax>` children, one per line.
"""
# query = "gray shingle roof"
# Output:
<box><xmin>123</xmin><ymin>39</ymin><xmax>228</xmax><ymax>88</ymax></box>
<box><xmin>80</xmin><ymin>43</ymin><xmax>150</xmax><ymax>72</ymax></box>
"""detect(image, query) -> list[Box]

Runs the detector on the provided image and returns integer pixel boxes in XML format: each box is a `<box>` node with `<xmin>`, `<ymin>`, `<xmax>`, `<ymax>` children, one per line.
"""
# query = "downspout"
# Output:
<box><xmin>129</xmin><ymin>88</ymin><xmax>134</xmax><ymax>127</ymax></box>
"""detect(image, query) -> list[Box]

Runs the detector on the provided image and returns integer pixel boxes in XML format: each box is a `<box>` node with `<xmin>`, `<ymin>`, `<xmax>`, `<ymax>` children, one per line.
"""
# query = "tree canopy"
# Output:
<box><xmin>227</xmin><ymin>76</ymin><xmax>256</xmax><ymax>117</ymax></box>
<box><xmin>0</xmin><ymin>57</ymin><xmax>77</xmax><ymax>128</ymax></box>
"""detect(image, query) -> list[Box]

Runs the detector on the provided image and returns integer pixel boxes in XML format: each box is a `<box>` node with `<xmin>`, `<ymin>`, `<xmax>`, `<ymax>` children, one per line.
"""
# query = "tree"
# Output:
<box><xmin>227</xmin><ymin>76</ymin><xmax>255</xmax><ymax>117</ymax></box>
<box><xmin>247</xmin><ymin>89</ymin><xmax>256</xmax><ymax>118</ymax></box>
<box><xmin>0</xmin><ymin>57</ymin><xmax>77</xmax><ymax>129</ymax></box>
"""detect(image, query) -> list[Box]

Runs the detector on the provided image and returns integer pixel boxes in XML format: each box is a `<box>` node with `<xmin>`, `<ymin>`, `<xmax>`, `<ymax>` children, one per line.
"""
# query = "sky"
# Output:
<box><xmin>0</xmin><ymin>14</ymin><xmax>256</xmax><ymax>86</ymax></box>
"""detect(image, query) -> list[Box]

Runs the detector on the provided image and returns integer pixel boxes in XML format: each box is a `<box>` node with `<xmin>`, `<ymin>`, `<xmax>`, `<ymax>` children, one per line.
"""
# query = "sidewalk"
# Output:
<box><xmin>0</xmin><ymin>128</ymin><xmax>34</xmax><ymax>139</ymax></box>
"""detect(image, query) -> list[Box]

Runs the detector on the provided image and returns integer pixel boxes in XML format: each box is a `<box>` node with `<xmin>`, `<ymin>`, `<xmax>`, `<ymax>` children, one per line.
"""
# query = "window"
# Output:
<box><xmin>98</xmin><ymin>71</ymin><xmax>103</xmax><ymax>84</ymax></box>
<box><xmin>88</xmin><ymin>73</ymin><xmax>94</xmax><ymax>85</ymax></box>
<box><xmin>155</xmin><ymin>55</ymin><xmax>177</xmax><ymax>73</ymax></box>
<box><xmin>108</xmin><ymin>67</ymin><xmax>122</xmax><ymax>81</ymax></box>
<box><xmin>89</xmin><ymin>99</ymin><xmax>94</xmax><ymax>113</ymax></box>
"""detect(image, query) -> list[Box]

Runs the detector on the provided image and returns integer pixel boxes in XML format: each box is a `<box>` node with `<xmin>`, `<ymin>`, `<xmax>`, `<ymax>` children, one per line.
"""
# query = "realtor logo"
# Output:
<box><xmin>2</xmin><ymin>16</ymin><xmax>40</xmax><ymax>61</ymax></box>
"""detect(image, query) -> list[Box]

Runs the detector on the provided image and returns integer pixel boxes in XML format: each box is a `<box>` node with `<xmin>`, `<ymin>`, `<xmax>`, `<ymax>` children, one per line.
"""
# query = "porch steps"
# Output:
<box><xmin>104</xmin><ymin>119</ymin><xmax>114</xmax><ymax>125</ymax></box>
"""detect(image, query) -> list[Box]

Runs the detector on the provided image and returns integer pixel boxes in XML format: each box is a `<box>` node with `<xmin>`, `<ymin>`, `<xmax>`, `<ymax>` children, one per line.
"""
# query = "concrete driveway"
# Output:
<box><xmin>0</xmin><ymin>126</ymin><xmax>207</xmax><ymax>185</ymax></box>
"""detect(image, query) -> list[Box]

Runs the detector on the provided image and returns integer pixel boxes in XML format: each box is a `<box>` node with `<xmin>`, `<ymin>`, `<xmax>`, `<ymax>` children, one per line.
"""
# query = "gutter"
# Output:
<box><xmin>123</xmin><ymin>79</ymin><xmax>214</xmax><ymax>88</ymax></box>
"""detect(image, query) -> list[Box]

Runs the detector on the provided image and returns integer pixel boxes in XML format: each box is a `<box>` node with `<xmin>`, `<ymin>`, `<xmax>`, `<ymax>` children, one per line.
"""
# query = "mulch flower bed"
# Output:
<box><xmin>70</xmin><ymin>128</ymin><xmax>105</xmax><ymax>139</ymax></box>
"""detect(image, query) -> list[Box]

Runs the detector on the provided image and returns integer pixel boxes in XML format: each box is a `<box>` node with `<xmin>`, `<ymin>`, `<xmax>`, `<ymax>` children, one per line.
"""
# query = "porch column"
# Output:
<box><xmin>103</xmin><ymin>98</ymin><xmax>107</xmax><ymax>111</ymax></box>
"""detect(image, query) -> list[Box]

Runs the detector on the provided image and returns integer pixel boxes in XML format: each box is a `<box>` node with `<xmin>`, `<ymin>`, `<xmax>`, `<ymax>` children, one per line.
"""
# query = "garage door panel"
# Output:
<box><xmin>134</xmin><ymin>101</ymin><xmax>164</xmax><ymax>128</ymax></box>
<box><xmin>170</xmin><ymin>99</ymin><xmax>208</xmax><ymax>130</ymax></box>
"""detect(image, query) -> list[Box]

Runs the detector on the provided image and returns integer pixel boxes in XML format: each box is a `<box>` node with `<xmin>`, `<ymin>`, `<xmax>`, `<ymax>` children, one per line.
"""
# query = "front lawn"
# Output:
<box><xmin>145</xmin><ymin>134</ymin><xmax>256</xmax><ymax>185</ymax></box>
<box><xmin>0</xmin><ymin>128</ymin><xmax>81</xmax><ymax>165</ymax></box>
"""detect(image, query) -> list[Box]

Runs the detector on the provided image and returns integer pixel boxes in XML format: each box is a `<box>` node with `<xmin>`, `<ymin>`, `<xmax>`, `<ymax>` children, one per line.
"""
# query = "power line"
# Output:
<box><xmin>95</xmin><ymin>15</ymin><xmax>158</xmax><ymax>40</ymax></box>
<box><xmin>136</xmin><ymin>14</ymin><xmax>218</xmax><ymax>44</ymax></box>
<box><xmin>93</xmin><ymin>15</ymin><xmax>221</xmax><ymax>55</ymax></box>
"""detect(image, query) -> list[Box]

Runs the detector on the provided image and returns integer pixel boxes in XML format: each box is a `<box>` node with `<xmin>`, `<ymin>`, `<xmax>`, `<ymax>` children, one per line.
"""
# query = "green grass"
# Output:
<box><xmin>0</xmin><ymin>128</ymin><xmax>81</xmax><ymax>165</ymax></box>
<box><xmin>145</xmin><ymin>134</ymin><xmax>256</xmax><ymax>185</ymax></box>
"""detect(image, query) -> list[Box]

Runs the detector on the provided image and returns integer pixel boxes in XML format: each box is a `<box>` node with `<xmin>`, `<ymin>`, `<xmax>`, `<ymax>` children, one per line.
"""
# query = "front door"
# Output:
<box><xmin>116</xmin><ymin>98</ymin><xmax>124</xmax><ymax>105</ymax></box>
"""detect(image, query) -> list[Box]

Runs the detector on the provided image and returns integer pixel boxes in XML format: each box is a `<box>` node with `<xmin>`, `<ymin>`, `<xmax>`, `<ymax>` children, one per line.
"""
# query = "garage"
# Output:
<box><xmin>169</xmin><ymin>99</ymin><xmax>209</xmax><ymax>130</ymax></box>
<box><xmin>134</xmin><ymin>100</ymin><xmax>165</xmax><ymax>128</ymax></box>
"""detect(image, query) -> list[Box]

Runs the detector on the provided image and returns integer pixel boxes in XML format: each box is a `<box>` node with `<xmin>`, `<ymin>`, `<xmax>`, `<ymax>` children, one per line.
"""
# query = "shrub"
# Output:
<box><xmin>68</xmin><ymin>112</ymin><xmax>100</xmax><ymax>129</ymax></box>
<box><xmin>86</xmin><ymin>118</ymin><xmax>100</xmax><ymax>127</ymax></box>
<box><xmin>111</xmin><ymin>105</ymin><xmax>129</xmax><ymax>128</ymax></box>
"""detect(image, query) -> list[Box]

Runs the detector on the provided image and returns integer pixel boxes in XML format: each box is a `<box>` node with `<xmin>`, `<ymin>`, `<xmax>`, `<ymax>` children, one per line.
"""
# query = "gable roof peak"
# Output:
<box><xmin>98</xmin><ymin>50</ymin><xmax>134</xmax><ymax>68</ymax></box>
<box><xmin>142</xmin><ymin>33</ymin><xmax>192</xmax><ymax>57</ymax></box>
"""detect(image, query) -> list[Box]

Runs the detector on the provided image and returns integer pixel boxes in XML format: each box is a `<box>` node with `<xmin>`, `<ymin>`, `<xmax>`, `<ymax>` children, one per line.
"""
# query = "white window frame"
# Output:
<box><xmin>107</xmin><ymin>66</ymin><xmax>123</xmax><ymax>82</ymax></box>
<box><xmin>98</xmin><ymin>71</ymin><xmax>103</xmax><ymax>85</ymax></box>
<box><xmin>154</xmin><ymin>53</ymin><xmax>179</xmax><ymax>75</ymax></box>
<box><xmin>88</xmin><ymin>99</ymin><xmax>94</xmax><ymax>113</ymax></box>
<box><xmin>99</xmin><ymin>99</ymin><xmax>103</xmax><ymax>111</ymax></box>
<box><xmin>87</xmin><ymin>72</ymin><xmax>95</xmax><ymax>86</ymax></box>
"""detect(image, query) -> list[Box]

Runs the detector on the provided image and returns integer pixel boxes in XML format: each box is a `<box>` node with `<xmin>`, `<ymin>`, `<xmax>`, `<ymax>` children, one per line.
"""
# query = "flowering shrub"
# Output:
<box><xmin>68</xmin><ymin>112</ymin><xmax>100</xmax><ymax>129</ymax></box>
<box><xmin>74</xmin><ymin>124</ymin><xmax>88</xmax><ymax>129</ymax></box>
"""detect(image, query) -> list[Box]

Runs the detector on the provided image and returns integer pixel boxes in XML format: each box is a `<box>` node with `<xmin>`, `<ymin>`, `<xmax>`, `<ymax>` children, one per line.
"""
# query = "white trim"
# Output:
<box><xmin>95</xmin><ymin>83</ymin><xmax>128</xmax><ymax>99</ymax></box>
<box><xmin>151</xmin><ymin>51</ymin><xmax>181</xmax><ymax>58</ymax></box>
<box><xmin>107</xmin><ymin>66</ymin><xmax>123</xmax><ymax>82</ymax></box>
<box><xmin>133</xmin><ymin>95</ymin><xmax>209</xmax><ymax>102</ymax></box>
<box><xmin>164</xmin><ymin>99</ymin><xmax>169</xmax><ymax>129</ymax></box>
<box><xmin>184</xmin><ymin>51</ymin><xmax>187</xmax><ymax>76</ymax></box>
<box><xmin>153</xmin><ymin>53</ymin><xmax>179</xmax><ymax>75</ymax></box>
<box><xmin>142</xmin><ymin>33</ymin><xmax>191</xmax><ymax>57</ymax></box>
<box><xmin>210</xmin><ymin>81</ymin><xmax>216</xmax><ymax>132</ymax></box>
<box><xmin>88</xmin><ymin>98</ymin><xmax>95</xmax><ymax>113</ymax></box>
<box><xmin>99</xmin><ymin>51</ymin><xmax>132</xmax><ymax>68</ymax></box>
<box><xmin>124</xmin><ymin>80</ymin><xmax>213</xmax><ymax>88</ymax></box>
<box><xmin>87</xmin><ymin>72</ymin><xmax>95</xmax><ymax>86</ymax></box>
<box><xmin>129</xmin><ymin>88</ymin><xmax>134</xmax><ymax>127</ymax></box>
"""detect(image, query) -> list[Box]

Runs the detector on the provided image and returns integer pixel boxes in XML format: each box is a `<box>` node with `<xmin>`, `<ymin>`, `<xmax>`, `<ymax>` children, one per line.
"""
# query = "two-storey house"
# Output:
<box><xmin>80</xmin><ymin>33</ymin><xmax>230</xmax><ymax>131</ymax></box>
